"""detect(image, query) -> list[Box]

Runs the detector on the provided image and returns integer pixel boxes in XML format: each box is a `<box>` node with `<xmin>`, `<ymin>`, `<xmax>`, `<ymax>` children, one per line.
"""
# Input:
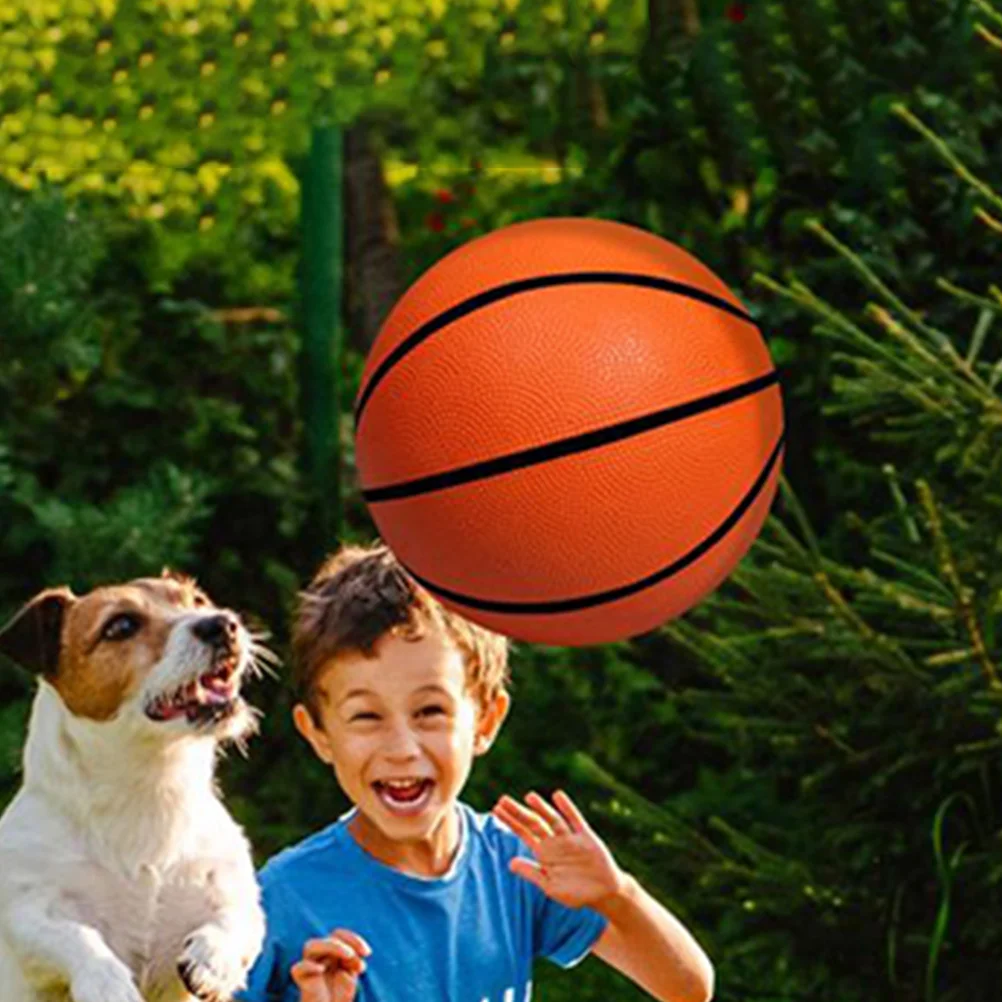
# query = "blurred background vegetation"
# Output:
<box><xmin>2</xmin><ymin>0</ymin><xmax>1002</xmax><ymax>999</ymax></box>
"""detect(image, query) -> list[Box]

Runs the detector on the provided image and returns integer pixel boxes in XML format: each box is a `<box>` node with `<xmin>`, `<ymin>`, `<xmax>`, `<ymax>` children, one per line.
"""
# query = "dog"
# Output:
<box><xmin>0</xmin><ymin>570</ymin><xmax>268</xmax><ymax>1002</ymax></box>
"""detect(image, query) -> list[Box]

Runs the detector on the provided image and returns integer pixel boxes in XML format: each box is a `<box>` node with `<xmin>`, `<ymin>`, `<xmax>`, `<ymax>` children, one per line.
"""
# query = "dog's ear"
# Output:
<box><xmin>161</xmin><ymin>567</ymin><xmax>196</xmax><ymax>587</ymax></box>
<box><xmin>0</xmin><ymin>588</ymin><xmax>75</xmax><ymax>677</ymax></box>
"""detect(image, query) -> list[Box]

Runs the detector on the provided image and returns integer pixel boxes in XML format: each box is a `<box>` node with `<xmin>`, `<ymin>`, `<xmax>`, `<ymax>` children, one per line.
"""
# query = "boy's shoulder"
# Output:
<box><xmin>258</xmin><ymin>815</ymin><xmax>351</xmax><ymax>891</ymax></box>
<box><xmin>461</xmin><ymin>801</ymin><xmax>521</xmax><ymax>852</ymax></box>
<box><xmin>460</xmin><ymin>801</ymin><xmax>533</xmax><ymax>872</ymax></box>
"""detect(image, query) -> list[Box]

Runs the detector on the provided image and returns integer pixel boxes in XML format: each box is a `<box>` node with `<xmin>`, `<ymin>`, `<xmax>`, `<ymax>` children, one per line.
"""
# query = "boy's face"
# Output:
<box><xmin>293</xmin><ymin>627</ymin><xmax>509</xmax><ymax>851</ymax></box>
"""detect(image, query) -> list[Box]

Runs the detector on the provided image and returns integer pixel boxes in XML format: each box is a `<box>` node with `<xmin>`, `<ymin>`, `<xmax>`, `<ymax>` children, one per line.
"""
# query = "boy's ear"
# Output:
<box><xmin>293</xmin><ymin>702</ymin><xmax>335</xmax><ymax>765</ymax></box>
<box><xmin>474</xmin><ymin>690</ymin><xmax>511</xmax><ymax>755</ymax></box>
<box><xmin>0</xmin><ymin>587</ymin><xmax>76</xmax><ymax>678</ymax></box>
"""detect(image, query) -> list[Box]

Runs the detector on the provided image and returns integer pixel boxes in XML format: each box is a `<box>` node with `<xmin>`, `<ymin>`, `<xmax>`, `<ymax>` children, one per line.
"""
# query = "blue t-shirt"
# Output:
<box><xmin>236</xmin><ymin>801</ymin><xmax>608</xmax><ymax>1002</ymax></box>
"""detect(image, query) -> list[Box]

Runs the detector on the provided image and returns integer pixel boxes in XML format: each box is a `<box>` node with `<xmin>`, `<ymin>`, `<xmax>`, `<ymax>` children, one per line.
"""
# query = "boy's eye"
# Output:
<box><xmin>350</xmin><ymin>712</ymin><xmax>379</xmax><ymax>722</ymax></box>
<box><xmin>419</xmin><ymin>705</ymin><xmax>446</xmax><ymax>717</ymax></box>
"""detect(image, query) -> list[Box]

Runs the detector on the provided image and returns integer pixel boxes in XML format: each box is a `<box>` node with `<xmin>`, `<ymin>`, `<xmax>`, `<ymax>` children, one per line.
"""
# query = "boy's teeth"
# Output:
<box><xmin>375</xmin><ymin>778</ymin><xmax>434</xmax><ymax>811</ymax></box>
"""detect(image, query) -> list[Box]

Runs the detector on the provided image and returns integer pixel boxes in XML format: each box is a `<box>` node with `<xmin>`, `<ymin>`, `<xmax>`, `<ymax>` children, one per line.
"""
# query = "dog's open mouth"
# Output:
<box><xmin>145</xmin><ymin>652</ymin><xmax>242</xmax><ymax>725</ymax></box>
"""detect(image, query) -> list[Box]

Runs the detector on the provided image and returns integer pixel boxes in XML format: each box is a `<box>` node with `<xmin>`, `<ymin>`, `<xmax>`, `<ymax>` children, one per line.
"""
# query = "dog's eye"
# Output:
<box><xmin>193</xmin><ymin>593</ymin><xmax>211</xmax><ymax>609</ymax></box>
<box><xmin>101</xmin><ymin>613</ymin><xmax>142</xmax><ymax>642</ymax></box>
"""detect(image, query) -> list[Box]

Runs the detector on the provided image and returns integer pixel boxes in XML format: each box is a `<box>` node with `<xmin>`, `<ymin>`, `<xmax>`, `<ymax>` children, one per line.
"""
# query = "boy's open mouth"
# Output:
<box><xmin>373</xmin><ymin>778</ymin><xmax>435</xmax><ymax>815</ymax></box>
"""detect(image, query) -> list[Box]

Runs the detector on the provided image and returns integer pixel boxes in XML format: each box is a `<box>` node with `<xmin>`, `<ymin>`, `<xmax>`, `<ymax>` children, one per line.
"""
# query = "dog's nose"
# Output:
<box><xmin>192</xmin><ymin>613</ymin><xmax>239</xmax><ymax>648</ymax></box>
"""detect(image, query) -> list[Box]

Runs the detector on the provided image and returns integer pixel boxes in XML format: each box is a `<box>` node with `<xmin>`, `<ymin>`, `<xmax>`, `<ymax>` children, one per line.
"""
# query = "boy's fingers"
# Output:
<box><xmin>330</xmin><ymin>928</ymin><xmax>372</xmax><ymax>958</ymax></box>
<box><xmin>509</xmin><ymin>855</ymin><xmax>548</xmax><ymax>891</ymax></box>
<box><xmin>525</xmin><ymin>791</ymin><xmax>570</xmax><ymax>835</ymax></box>
<box><xmin>492</xmin><ymin>807</ymin><xmax>539</xmax><ymax>852</ymax></box>
<box><xmin>553</xmin><ymin>789</ymin><xmax>590</xmax><ymax>834</ymax></box>
<box><xmin>291</xmin><ymin>959</ymin><xmax>326</xmax><ymax>982</ymax></box>
<box><xmin>291</xmin><ymin>959</ymin><xmax>329</xmax><ymax>1001</ymax></box>
<box><xmin>332</xmin><ymin>967</ymin><xmax>361</xmax><ymax>1002</ymax></box>
<box><xmin>496</xmin><ymin>795</ymin><xmax>553</xmax><ymax>840</ymax></box>
<box><xmin>303</xmin><ymin>937</ymin><xmax>367</xmax><ymax>974</ymax></box>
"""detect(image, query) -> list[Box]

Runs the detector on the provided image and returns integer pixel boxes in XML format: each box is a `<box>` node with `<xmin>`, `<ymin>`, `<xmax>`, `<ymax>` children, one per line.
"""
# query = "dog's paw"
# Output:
<box><xmin>70</xmin><ymin>956</ymin><xmax>145</xmax><ymax>1002</ymax></box>
<box><xmin>178</xmin><ymin>924</ymin><xmax>251</xmax><ymax>1002</ymax></box>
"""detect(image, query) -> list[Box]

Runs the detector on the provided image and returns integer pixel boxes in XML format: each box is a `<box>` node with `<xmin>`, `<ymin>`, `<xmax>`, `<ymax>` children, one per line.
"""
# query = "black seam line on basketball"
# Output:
<box><xmin>361</xmin><ymin>369</ymin><xmax>780</xmax><ymax>504</ymax></box>
<box><xmin>401</xmin><ymin>429</ymin><xmax>785</xmax><ymax>616</ymax></box>
<box><xmin>354</xmin><ymin>271</ymin><xmax>758</xmax><ymax>428</ymax></box>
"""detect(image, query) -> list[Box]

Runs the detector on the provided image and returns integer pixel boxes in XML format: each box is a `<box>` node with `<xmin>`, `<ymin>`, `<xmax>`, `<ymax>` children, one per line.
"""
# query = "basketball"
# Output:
<box><xmin>354</xmin><ymin>218</ymin><xmax>784</xmax><ymax>646</ymax></box>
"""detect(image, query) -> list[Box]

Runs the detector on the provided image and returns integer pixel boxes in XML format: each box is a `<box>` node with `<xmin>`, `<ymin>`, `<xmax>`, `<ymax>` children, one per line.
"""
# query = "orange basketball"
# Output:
<box><xmin>354</xmin><ymin>218</ymin><xmax>784</xmax><ymax>646</ymax></box>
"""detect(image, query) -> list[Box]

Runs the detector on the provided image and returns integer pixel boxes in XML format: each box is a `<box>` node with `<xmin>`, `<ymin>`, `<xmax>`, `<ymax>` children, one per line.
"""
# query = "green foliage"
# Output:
<box><xmin>571</xmin><ymin>96</ymin><xmax>1002</xmax><ymax>1002</ymax></box>
<box><xmin>0</xmin><ymin>178</ymin><xmax>309</xmax><ymax>727</ymax></box>
<box><xmin>0</xmin><ymin>0</ymin><xmax>644</xmax><ymax>249</ymax></box>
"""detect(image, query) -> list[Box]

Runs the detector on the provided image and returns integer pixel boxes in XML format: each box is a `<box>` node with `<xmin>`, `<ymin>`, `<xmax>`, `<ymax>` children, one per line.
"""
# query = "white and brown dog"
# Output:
<box><xmin>0</xmin><ymin>570</ymin><xmax>269</xmax><ymax>1002</ymax></box>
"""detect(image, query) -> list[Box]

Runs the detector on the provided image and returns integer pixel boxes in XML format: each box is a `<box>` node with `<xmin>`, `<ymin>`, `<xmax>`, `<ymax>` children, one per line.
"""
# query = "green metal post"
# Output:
<box><xmin>299</xmin><ymin>123</ymin><xmax>344</xmax><ymax>549</ymax></box>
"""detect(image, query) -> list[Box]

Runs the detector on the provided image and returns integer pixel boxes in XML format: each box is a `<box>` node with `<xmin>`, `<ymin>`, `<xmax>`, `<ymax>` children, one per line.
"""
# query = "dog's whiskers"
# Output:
<box><xmin>248</xmin><ymin>641</ymin><xmax>281</xmax><ymax>682</ymax></box>
<box><xmin>251</xmin><ymin>645</ymin><xmax>281</xmax><ymax>667</ymax></box>
<box><xmin>234</xmin><ymin>706</ymin><xmax>263</xmax><ymax>759</ymax></box>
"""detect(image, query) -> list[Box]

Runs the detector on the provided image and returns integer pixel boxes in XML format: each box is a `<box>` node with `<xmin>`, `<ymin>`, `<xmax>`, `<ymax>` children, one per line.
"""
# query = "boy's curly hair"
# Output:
<box><xmin>292</xmin><ymin>542</ymin><xmax>510</xmax><ymax>721</ymax></box>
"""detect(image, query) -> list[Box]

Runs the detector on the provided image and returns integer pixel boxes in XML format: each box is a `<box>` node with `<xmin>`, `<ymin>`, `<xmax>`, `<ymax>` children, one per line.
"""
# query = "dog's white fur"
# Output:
<box><xmin>0</xmin><ymin>587</ymin><xmax>266</xmax><ymax>1002</ymax></box>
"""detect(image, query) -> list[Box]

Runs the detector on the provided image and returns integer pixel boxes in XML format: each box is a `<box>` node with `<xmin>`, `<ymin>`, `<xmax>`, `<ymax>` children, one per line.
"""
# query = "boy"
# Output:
<box><xmin>237</xmin><ymin>543</ymin><xmax>714</xmax><ymax>1002</ymax></box>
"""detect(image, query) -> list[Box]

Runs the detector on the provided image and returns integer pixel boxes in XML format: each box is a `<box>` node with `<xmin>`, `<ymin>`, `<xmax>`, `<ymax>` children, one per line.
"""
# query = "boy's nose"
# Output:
<box><xmin>382</xmin><ymin>723</ymin><xmax>421</xmax><ymax>760</ymax></box>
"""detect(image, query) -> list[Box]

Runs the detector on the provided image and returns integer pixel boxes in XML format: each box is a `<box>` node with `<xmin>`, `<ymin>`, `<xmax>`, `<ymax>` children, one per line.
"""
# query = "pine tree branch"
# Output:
<box><xmin>806</xmin><ymin>221</ymin><xmax>992</xmax><ymax>400</ymax></box>
<box><xmin>866</xmin><ymin>305</ymin><xmax>998</xmax><ymax>404</ymax></box>
<box><xmin>975</xmin><ymin>22</ymin><xmax>1002</xmax><ymax>51</ymax></box>
<box><xmin>805</xmin><ymin>220</ymin><xmax>931</xmax><ymax>335</ymax></box>
<box><xmin>812</xmin><ymin>723</ymin><xmax>861</xmax><ymax>758</ymax></box>
<box><xmin>569</xmin><ymin>752</ymin><xmax>738</xmax><ymax>868</ymax></box>
<box><xmin>971</xmin><ymin>0</ymin><xmax>1002</xmax><ymax>31</ymax></box>
<box><xmin>812</xmin><ymin>570</ymin><xmax>928</xmax><ymax>680</ymax></box>
<box><xmin>827</xmin><ymin>354</ymin><xmax>959</xmax><ymax>421</ymax></box>
<box><xmin>935</xmin><ymin>278</ymin><xmax>1002</xmax><ymax>317</ymax></box>
<box><xmin>706</xmin><ymin>815</ymin><xmax>818</xmax><ymax>883</ymax></box>
<box><xmin>891</xmin><ymin>103</ymin><xmax>1002</xmax><ymax>217</ymax></box>
<box><xmin>755</xmin><ymin>273</ymin><xmax>945</xmax><ymax>394</ymax></box>
<box><xmin>883</xmin><ymin>464</ymin><xmax>923</xmax><ymax>544</ymax></box>
<box><xmin>914</xmin><ymin>479</ymin><xmax>1001</xmax><ymax>690</ymax></box>
<box><xmin>776</xmin><ymin>476</ymin><xmax>825</xmax><ymax>568</ymax></box>
<box><xmin>974</xmin><ymin>207</ymin><xmax>1002</xmax><ymax>235</ymax></box>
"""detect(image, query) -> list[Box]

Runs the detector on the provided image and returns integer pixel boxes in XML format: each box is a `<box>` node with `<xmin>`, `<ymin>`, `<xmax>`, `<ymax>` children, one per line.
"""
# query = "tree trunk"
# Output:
<box><xmin>344</xmin><ymin>123</ymin><xmax>405</xmax><ymax>352</ymax></box>
<box><xmin>648</xmin><ymin>0</ymin><xmax>701</xmax><ymax>41</ymax></box>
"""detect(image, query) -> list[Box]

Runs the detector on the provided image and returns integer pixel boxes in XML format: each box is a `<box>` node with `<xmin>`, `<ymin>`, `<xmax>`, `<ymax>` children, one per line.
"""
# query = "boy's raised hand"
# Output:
<box><xmin>290</xmin><ymin>929</ymin><xmax>371</xmax><ymax>1002</ymax></box>
<box><xmin>493</xmin><ymin>790</ymin><xmax>627</xmax><ymax>910</ymax></box>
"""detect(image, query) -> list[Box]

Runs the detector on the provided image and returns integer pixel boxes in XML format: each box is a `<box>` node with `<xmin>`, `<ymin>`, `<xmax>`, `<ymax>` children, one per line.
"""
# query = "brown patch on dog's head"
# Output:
<box><xmin>2</xmin><ymin>575</ymin><xmax>216</xmax><ymax>721</ymax></box>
